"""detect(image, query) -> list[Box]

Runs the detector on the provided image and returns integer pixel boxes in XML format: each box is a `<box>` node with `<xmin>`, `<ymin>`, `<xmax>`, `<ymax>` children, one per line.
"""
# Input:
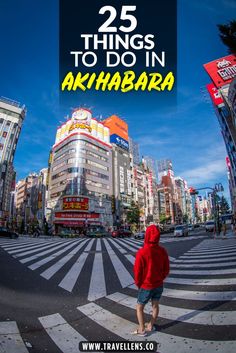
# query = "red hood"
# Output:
<box><xmin>144</xmin><ymin>225</ymin><xmax>160</xmax><ymax>246</ymax></box>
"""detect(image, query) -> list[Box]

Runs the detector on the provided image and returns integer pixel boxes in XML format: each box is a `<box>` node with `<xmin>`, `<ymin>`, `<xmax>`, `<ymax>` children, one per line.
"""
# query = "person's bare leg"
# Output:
<box><xmin>146</xmin><ymin>301</ymin><xmax>159</xmax><ymax>331</ymax></box>
<box><xmin>136</xmin><ymin>304</ymin><xmax>145</xmax><ymax>333</ymax></box>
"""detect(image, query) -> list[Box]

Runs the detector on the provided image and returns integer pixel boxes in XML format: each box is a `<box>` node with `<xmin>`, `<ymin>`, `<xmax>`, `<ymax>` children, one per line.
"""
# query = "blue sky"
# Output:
<box><xmin>0</xmin><ymin>0</ymin><xmax>235</xmax><ymax>201</ymax></box>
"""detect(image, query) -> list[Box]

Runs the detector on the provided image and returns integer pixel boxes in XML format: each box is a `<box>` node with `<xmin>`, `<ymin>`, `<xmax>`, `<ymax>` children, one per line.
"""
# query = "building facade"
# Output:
<box><xmin>48</xmin><ymin>108</ymin><xmax>113</xmax><ymax>233</ymax></box>
<box><xmin>0</xmin><ymin>97</ymin><xmax>26</xmax><ymax>225</ymax></box>
<box><xmin>205</xmin><ymin>55</ymin><xmax>236</xmax><ymax>212</ymax></box>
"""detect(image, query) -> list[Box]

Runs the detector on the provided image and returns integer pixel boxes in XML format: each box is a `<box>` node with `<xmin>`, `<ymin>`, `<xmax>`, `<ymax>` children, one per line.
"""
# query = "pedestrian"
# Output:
<box><xmin>222</xmin><ymin>220</ymin><xmax>227</xmax><ymax>239</ymax></box>
<box><xmin>214</xmin><ymin>219</ymin><xmax>222</xmax><ymax>239</ymax></box>
<box><xmin>132</xmin><ymin>224</ymin><xmax>169</xmax><ymax>336</ymax></box>
<box><xmin>233</xmin><ymin>217</ymin><xmax>236</xmax><ymax>238</ymax></box>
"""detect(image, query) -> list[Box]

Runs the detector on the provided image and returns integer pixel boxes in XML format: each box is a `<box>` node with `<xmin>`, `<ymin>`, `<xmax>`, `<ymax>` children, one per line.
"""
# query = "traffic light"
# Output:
<box><xmin>189</xmin><ymin>187</ymin><xmax>199</xmax><ymax>195</ymax></box>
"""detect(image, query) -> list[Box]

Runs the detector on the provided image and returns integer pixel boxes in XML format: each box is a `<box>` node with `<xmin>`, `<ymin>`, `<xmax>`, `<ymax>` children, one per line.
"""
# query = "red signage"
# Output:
<box><xmin>54</xmin><ymin>220</ymin><xmax>101</xmax><ymax>226</ymax></box>
<box><xmin>62</xmin><ymin>196</ymin><xmax>89</xmax><ymax>211</ymax></box>
<box><xmin>55</xmin><ymin>212</ymin><xmax>99</xmax><ymax>219</ymax></box>
<box><xmin>204</xmin><ymin>54</ymin><xmax>236</xmax><ymax>88</ymax></box>
<box><xmin>226</xmin><ymin>156</ymin><xmax>231</xmax><ymax>170</ymax></box>
<box><xmin>206</xmin><ymin>83</ymin><xmax>224</xmax><ymax>106</ymax></box>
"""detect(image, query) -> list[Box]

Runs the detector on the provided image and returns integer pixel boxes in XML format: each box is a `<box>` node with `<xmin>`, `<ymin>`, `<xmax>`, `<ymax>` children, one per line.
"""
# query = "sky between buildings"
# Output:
<box><xmin>0</xmin><ymin>0</ymin><xmax>235</xmax><ymax>200</ymax></box>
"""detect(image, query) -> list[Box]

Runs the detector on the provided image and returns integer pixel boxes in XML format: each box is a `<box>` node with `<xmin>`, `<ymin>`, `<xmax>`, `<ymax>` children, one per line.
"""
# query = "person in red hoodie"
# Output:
<box><xmin>132</xmin><ymin>224</ymin><xmax>169</xmax><ymax>336</ymax></box>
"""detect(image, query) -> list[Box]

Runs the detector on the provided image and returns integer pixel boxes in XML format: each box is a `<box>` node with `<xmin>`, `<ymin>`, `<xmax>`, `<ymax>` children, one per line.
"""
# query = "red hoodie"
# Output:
<box><xmin>134</xmin><ymin>225</ymin><xmax>170</xmax><ymax>289</ymax></box>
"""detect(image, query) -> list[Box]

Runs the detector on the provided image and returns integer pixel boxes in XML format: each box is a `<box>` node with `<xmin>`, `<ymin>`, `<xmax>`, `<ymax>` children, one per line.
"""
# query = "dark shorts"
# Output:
<box><xmin>137</xmin><ymin>286</ymin><xmax>163</xmax><ymax>305</ymax></box>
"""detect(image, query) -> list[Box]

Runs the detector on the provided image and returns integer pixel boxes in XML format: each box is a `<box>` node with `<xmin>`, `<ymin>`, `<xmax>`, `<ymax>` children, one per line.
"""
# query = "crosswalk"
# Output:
<box><xmin>0</xmin><ymin>236</ymin><xmax>236</xmax><ymax>352</ymax></box>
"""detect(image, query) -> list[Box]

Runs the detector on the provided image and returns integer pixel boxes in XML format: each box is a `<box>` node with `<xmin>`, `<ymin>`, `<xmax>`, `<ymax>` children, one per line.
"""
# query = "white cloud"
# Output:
<box><xmin>181</xmin><ymin>159</ymin><xmax>226</xmax><ymax>186</ymax></box>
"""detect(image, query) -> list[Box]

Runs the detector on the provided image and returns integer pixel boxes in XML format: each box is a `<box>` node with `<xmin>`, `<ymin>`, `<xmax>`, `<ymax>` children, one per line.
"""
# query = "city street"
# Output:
<box><xmin>0</xmin><ymin>230</ymin><xmax>236</xmax><ymax>353</ymax></box>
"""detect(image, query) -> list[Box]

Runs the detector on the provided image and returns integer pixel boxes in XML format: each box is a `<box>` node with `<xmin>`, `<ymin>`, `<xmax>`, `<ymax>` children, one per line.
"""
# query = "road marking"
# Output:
<box><xmin>171</xmin><ymin>260</ymin><xmax>236</xmax><ymax>268</ymax></box>
<box><xmin>180</xmin><ymin>250</ymin><xmax>236</xmax><ymax>259</ymax></box>
<box><xmin>114</xmin><ymin>238</ymin><xmax>139</xmax><ymax>252</ymax></box>
<box><xmin>106</xmin><ymin>291</ymin><xmax>236</xmax><ymax>325</ymax></box>
<box><xmin>170</xmin><ymin>267</ymin><xmax>236</xmax><ymax>275</ymax></box>
<box><xmin>1</xmin><ymin>240</ymin><xmax>45</xmax><ymax>250</ymax></box>
<box><xmin>78</xmin><ymin>302</ymin><xmax>236</xmax><ymax>353</ymax></box>
<box><xmin>96</xmin><ymin>239</ymin><xmax>101</xmax><ymax>251</ymax></box>
<box><xmin>187</xmin><ymin>247</ymin><xmax>236</xmax><ymax>255</ymax></box>
<box><xmin>59</xmin><ymin>240</ymin><xmax>94</xmax><ymax>292</ymax></box>
<box><xmin>103</xmin><ymin>239</ymin><xmax>134</xmax><ymax>288</ymax></box>
<box><xmin>121</xmin><ymin>238</ymin><xmax>140</xmax><ymax>249</ymax></box>
<box><xmin>129</xmin><ymin>284</ymin><xmax>236</xmax><ymax>301</ymax></box>
<box><xmin>28</xmin><ymin>240</ymin><xmax>85</xmax><ymax>270</ymax></box>
<box><xmin>188</xmin><ymin>244</ymin><xmax>236</xmax><ymax>253</ymax></box>
<box><xmin>107</xmin><ymin>238</ymin><xmax>127</xmax><ymax>254</ymax></box>
<box><xmin>173</xmin><ymin>255</ymin><xmax>236</xmax><ymax>263</ymax></box>
<box><xmin>9</xmin><ymin>240</ymin><xmax>65</xmax><ymax>256</ymax></box>
<box><xmin>40</xmin><ymin>240</ymin><xmax>90</xmax><ymax>279</ymax></box>
<box><xmin>0</xmin><ymin>321</ymin><xmax>29</xmax><ymax>353</ymax></box>
<box><xmin>107</xmin><ymin>239</ymin><xmax>136</xmax><ymax>266</ymax></box>
<box><xmin>88</xmin><ymin>252</ymin><xmax>106</xmax><ymax>301</ymax></box>
<box><xmin>20</xmin><ymin>240</ymin><xmax>79</xmax><ymax>264</ymax></box>
<box><xmin>38</xmin><ymin>313</ymin><xmax>87</xmax><ymax>353</ymax></box>
<box><xmin>165</xmin><ymin>276</ymin><xmax>236</xmax><ymax>286</ymax></box>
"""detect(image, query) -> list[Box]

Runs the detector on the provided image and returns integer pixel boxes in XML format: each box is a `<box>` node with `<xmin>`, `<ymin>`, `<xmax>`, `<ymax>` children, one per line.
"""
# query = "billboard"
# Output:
<box><xmin>206</xmin><ymin>83</ymin><xmax>224</xmax><ymax>106</ymax></box>
<box><xmin>204</xmin><ymin>54</ymin><xmax>236</xmax><ymax>88</ymax></box>
<box><xmin>54</xmin><ymin>108</ymin><xmax>110</xmax><ymax>145</ymax></box>
<box><xmin>103</xmin><ymin>115</ymin><xmax>128</xmax><ymax>141</ymax></box>
<box><xmin>55</xmin><ymin>212</ymin><xmax>99</xmax><ymax>219</ymax></box>
<box><xmin>62</xmin><ymin>196</ymin><xmax>89</xmax><ymax>211</ymax></box>
<box><xmin>110</xmin><ymin>134</ymin><xmax>129</xmax><ymax>150</ymax></box>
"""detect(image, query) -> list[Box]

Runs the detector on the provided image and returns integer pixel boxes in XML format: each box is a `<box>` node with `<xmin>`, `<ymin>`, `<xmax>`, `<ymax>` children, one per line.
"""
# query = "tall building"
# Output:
<box><xmin>48</xmin><ymin>108</ymin><xmax>113</xmax><ymax>233</ymax></box>
<box><xmin>129</xmin><ymin>137</ymin><xmax>140</xmax><ymax>166</ymax></box>
<box><xmin>174</xmin><ymin>177</ymin><xmax>192</xmax><ymax>223</ymax></box>
<box><xmin>204</xmin><ymin>54</ymin><xmax>236</xmax><ymax>212</ymax></box>
<box><xmin>143</xmin><ymin>156</ymin><xmax>158</xmax><ymax>180</ymax></box>
<box><xmin>157</xmin><ymin>159</ymin><xmax>173</xmax><ymax>181</ymax></box>
<box><xmin>103</xmin><ymin>115</ymin><xmax>132</xmax><ymax>225</ymax></box>
<box><xmin>15</xmin><ymin>173</ymin><xmax>39</xmax><ymax>231</ymax></box>
<box><xmin>0</xmin><ymin>97</ymin><xmax>26</xmax><ymax>226</ymax></box>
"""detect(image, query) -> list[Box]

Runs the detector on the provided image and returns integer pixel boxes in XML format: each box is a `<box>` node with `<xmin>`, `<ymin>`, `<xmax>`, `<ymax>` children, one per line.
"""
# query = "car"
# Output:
<box><xmin>205</xmin><ymin>221</ymin><xmax>215</xmax><ymax>232</ymax></box>
<box><xmin>134</xmin><ymin>232</ymin><xmax>145</xmax><ymax>239</ymax></box>
<box><xmin>111</xmin><ymin>230</ymin><xmax>120</xmax><ymax>238</ymax></box>
<box><xmin>87</xmin><ymin>226</ymin><xmax>108</xmax><ymax>238</ymax></box>
<box><xmin>0</xmin><ymin>227</ymin><xmax>19</xmax><ymax>239</ymax></box>
<box><xmin>111</xmin><ymin>228</ymin><xmax>133</xmax><ymax>238</ymax></box>
<box><xmin>174</xmin><ymin>225</ymin><xmax>188</xmax><ymax>237</ymax></box>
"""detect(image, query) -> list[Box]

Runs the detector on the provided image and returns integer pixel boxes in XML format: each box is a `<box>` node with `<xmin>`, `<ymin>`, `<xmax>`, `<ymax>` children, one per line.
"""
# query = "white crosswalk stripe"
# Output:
<box><xmin>103</xmin><ymin>239</ymin><xmax>134</xmax><ymax>288</ymax></box>
<box><xmin>129</xmin><ymin>284</ymin><xmax>236</xmax><ymax>301</ymax></box>
<box><xmin>20</xmin><ymin>239</ymin><xmax>79</xmax><ymax>264</ymax></box>
<box><xmin>38</xmin><ymin>313</ymin><xmax>88</xmax><ymax>353</ymax></box>
<box><xmin>28</xmin><ymin>240</ymin><xmax>85</xmax><ymax>270</ymax></box>
<box><xmin>1</xmin><ymin>236</ymin><xmax>236</xmax><ymax>352</ymax></box>
<box><xmin>88</xmin><ymin>247</ymin><xmax>106</xmax><ymax>301</ymax></box>
<box><xmin>41</xmin><ymin>239</ymin><xmax>90</xmax><ymax>280</ymax></box>
<box><xmin>78</xmin><ymin>302</ymin><xmax>236</xmax><ymax>353</ymax></box>
<box><xmin>59</xmin><ymin>239</ymin><xmax>95</xmax><ymax>292</ymax></box>
<box><xmin>106</xmin><ymin>291</ymin><xmax>236</xmax><ymax>325</ymax></box>
<box><xmin>0</xmin><ymin>321</ymin><xmax>29</xmax><ymax>353</ymax></box>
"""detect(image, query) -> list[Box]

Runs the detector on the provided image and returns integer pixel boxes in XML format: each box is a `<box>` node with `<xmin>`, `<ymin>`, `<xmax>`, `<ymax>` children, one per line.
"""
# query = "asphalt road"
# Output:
<box><xmin>0</xmin><ymin>230</ymin><xmax>236</xmax><ymax>353</ymax></box>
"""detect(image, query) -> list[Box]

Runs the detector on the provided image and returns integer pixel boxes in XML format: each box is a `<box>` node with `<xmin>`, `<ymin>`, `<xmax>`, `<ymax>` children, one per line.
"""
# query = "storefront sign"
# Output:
<box><xmin>206</xmin><ymin>83</ymin><xmax>224</xmax><ymax>106</ymax></box>
<box><xmin>110</xmin><ymin>134</ymin><xmax>129</xmax><ymax>150</ymax></box>
<box><xmin>62</xmin><ymin>196</ymin><xmax>89</xmax><ymax>211</ymax></box>
<box><xmin>54</xmin><ymin>220</ymin><xmax>101</xmax><ymax>226</ymax></box>
<box><xmin>55</xmin><ymin>212</ymin><xmax>99</xmax><ymax>219</ymax></box>
<box><xmin>103</xmin><ymin>115</ymin><xmax>128</xmax><ymax>141</ymax></box>
<box><xmin>204</xmin><ymin>54</ymin><xmax>236</xmax><ymax>88</ymax></box>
